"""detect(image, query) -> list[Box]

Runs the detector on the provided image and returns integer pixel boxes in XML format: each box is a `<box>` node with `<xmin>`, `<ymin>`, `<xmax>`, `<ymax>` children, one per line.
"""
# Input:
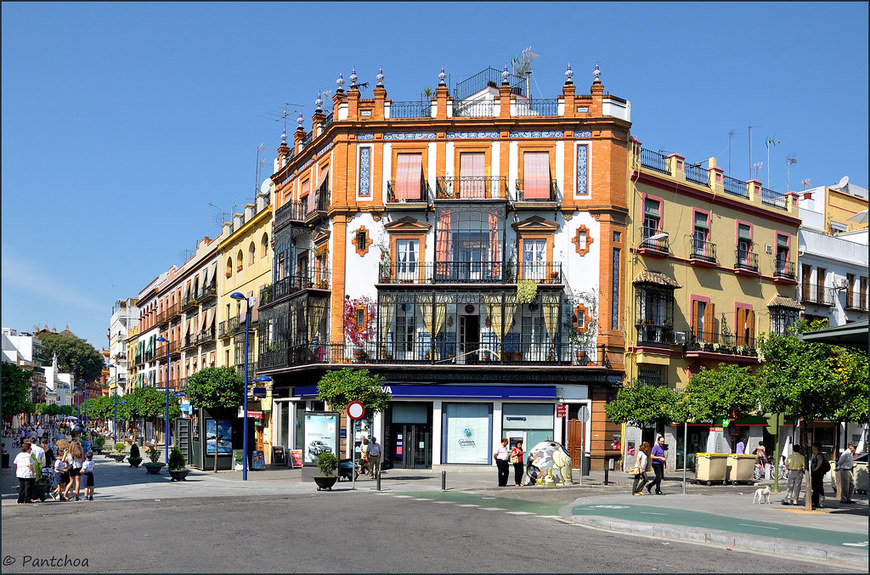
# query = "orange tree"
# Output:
<box><xmin>186</xmin><ymin>367</ymin><xmax>244</xmax><ymax>472</ymax></box>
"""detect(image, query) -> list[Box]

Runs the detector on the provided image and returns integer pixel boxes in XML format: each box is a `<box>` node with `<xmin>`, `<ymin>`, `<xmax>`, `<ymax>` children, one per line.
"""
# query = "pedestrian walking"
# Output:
<box><xmin>735</xmin><ymin>437</ymin><xmax>746</xmax><ymax>455</ymax></box>
<box><xmin>82</xmin><ymin>452</ymin><xmax>96</xmax><ymax>500</ymax></box>
<box><xmin>836</xmin><ymin>443</ymin><xmax>857</xmax><ymax>504</ymax></box>
<box><xmin>368</xmin><ymin>437</ymin><xmax>382</xmax><ymax>479</ymax></box>
<box><xmin>493</xmin><ymin>438</ymin><xmax>510</xmax><ymax>487</ymax></box>
<box><xmin>358</xmin><ymin>436</ymin><xmax>370</xmax><ymax>477</ymax></box>
<box><xmin>63</xmin><ymin>440</ymin><xmax>84</xmax><ymax>501</ymax></box>
<box><xmin>645</xmin><ymin>436</ymin><xmax>667</xmax><ymax>494</ymax></box>
<box><xmin>510</xmin><ymin>441</ymin><xmax>524</xmax><ymax>486</ymax></box>
<box><xmin>632</xmin><ymin>441</ymin><xmax>651</xmax><ymax>495</ymax></box>
<box><xmin>14</xmin><ymin>443</ymin><xmax>36</xmax><ymax>504</ymax></box>
<box><xmin>810</xmin><ymin>442</ymin><xmax>828</xmax><ymax>509</ymax></box>
<box><xmin>782</xmin><ymin>444</ymin><xmax>805</xmax><ymax>505</ymax></box>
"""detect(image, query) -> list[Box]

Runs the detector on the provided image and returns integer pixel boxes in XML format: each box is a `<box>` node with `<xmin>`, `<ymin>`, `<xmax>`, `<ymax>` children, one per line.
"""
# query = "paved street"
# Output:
<box><xmin>1</xmin><ymin>453</ymin><xmax>867</xmax><ymax>573</ymax></box>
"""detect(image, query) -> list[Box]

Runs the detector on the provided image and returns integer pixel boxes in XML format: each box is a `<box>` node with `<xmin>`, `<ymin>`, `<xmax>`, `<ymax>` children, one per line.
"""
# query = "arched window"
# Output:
<box><xmin>249</xmin><ymin>241</ymin><xmax>256</xmax><ymax>265</ymax></box>
<box><xmin>226</xmin><ymin>257</ymin><xmax>233</xmax><ymax>278</ymax></box>
<box><xmin>261</xmin><ymin>232</ymin><xmax>268</xmax><ymax>257</ymax></box>
<box><xmin>236</xmin><ymin>250</ymin><xmax>243</xmax><ymax>272</ymax></box>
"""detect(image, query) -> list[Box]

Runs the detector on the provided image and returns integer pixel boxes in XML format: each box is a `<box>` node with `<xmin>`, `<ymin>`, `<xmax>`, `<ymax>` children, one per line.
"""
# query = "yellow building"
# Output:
<box><xmin>124</xmin><ymin>325</ymin><xmax>139</xmax><ymax>396</ymax></box>
<box><xmin>217</xmin><ymin>184</ymin><xmax>274</xmax><ymax>459</ymax></box>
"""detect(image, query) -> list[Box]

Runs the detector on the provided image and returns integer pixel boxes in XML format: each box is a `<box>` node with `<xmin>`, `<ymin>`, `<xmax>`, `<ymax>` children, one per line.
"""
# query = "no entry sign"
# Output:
<box><xmin>347</xmin><ymin>401</ymin><xmax>365</xmax><ymax>421</ymax></box>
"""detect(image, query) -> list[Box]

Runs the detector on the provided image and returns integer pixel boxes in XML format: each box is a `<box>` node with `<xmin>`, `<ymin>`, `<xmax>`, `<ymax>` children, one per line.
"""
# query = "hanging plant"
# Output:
<box><xmin>516</xmin><ymin>279</ymin><xmax>538</xmax><ymax>304</ymax></box>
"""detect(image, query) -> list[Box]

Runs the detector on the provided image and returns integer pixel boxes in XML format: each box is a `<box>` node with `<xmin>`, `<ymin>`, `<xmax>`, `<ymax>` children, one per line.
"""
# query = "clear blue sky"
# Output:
<box><xmin>2</xmin><ymin>2</ymin><xmax>867</xmax><ymax>350</ymax></box>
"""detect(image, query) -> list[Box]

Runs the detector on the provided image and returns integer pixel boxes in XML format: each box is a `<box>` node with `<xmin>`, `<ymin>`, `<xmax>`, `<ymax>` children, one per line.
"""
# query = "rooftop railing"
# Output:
<box><xmin>639</xmin><ymin>149</ymin><xmax>669</xmax><ymax>174</ymax></box>
<box><xmin>685</xmin><ymin>163</ymin><xmax>709</xmax><ymax>186</ymax></box>
<box><xmin>389</xmin><ymin>101</ymin><xmax>430</xmax><ymax>119</ymax></box>
<box><xmin>723</xmin><ymin>175</ymin><xmax>748</xmax><ymax>198</ymax></box>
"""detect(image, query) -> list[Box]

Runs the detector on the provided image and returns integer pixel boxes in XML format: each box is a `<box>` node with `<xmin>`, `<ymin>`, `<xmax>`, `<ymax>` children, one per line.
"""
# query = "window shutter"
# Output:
<box><xmin>692</xmin><ymin>300</ymin><xmax>700</xmax><ymax>337</ymax></box>
<box><xmin>747</xmin><ymin>310</ymin><xmax>755</xmax><ymax>345</ymax></box>
<box><xmin>523</xmin><ymin>152</ymin><xmax>550</xmax><ymax>199</ymax></box>
<box><xmin>736</xmin><ymin>308</ymin><xmax>746</xmax><ymax>346</ymax></box>
<box><xmin>704</xmin><ymin>303</ymin><xmax>715</xmax><ymax>343</ymax></box>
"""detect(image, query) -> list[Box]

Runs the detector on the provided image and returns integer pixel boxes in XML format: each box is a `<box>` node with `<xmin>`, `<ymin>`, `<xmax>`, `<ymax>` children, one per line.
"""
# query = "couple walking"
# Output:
<box><xmin>632</xmin><ymin>436</ymin><xmax>667</xmax><ymax>495</ymax></box>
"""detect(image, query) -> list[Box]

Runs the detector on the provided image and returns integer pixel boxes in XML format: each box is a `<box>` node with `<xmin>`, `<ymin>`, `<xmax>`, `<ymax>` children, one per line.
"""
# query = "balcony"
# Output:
<box><xmin>734</xmin><ymin>250</ymin><xmax>759</xmax><ymax>276</ymax></box>
<box><xmin>801</xmin><ymin>284</ymin><xmax>835</xmax><ymax>307</ymax></box>
<box><xmin>723</xmin><ymin>175</ymin><xmax>749</xmax><ymax>198</ymax></box>
<box><xmin>760</xmin><ymin>187</ymin><xmax>788</xmax><ymax>211</ymax></box>
<box><xmin>845</xmin><ymin>294</ymin><xmax>868</xmax><ymax>312</ymax></box>
<box><xmin>258</xmin><ymin>340</ymin><xmax>604</xmax><ymax>372</ymax></box>
<box><xmin>195</xmin><ymin>326</ymin><xmax>216</xmax><ymax>346</ymax></box>
<box><xmin>387</xmin><ymin>180</ymin><xmax>430</xmax><ymax>204</ymax></box>
<box><xmin>389</xmin><ymin>100</ymin><xmax>430</xmax><ymax>119</ymax></box>
<box><xmin>685</xmin><ymin>164</ymin><xmax>709</xmax><ymax>187</ymax></box>
<box><xmin>218</xmin><ymin>316</ymin><xmax>241</xmax><ymax>339</ymax></box>
<box><xmin>199</xmin><ymin>281</ymin><xmax>217</xmax><ymax>302</ymax></box>
<box><xmin>180</xmin><ymin>293</ymin><xmax>199</xmax><ymax>312</ymax></box>
<box><xmin>688</xmin><ymin>239</ymin><xmax>718</xmax><ymax>267</ymax></box>
<box><xmin>261</xmin><ymin>271</ymin><xmax>331</xmax><ymax>308</ymax></box>
<box><xmin>452</xmin><ymin>100</ymin><xmax>494</xmax><ymax>117</ymax></box>
<box><xmin>639</xmin><ymin>149</ymin><xmax>669</xmax><ymax>174</ymax></box>
<box><xmin>435</xmin><ymin>177</ymin><xmax>507</xmax><ymax>200</ymax></box>
<box><xmin>514</xmin><ymin>179</ymin><xmax>559</xmax><ymax>203</ymax></box>
<box><xmin>685</xmin><ymin>329</ymin><xmax>758</xmax><ymax>360</ymax></box>
<box><xmin>181</xmin><ymin>335</ymin><xmax>197</xmax><ymax>351</ymax></box>
<box><xmin>635</xmin><ymin>323</ymin><xmax>675</xmax><ymax>348</ymax></box>
<box><xmin>303</xmin><ymin>189</ymin><xmax>329</xmax><ymax>224</ymax></box>
<box><xmin>275</xmin><ymin>200</ymin><xmax>305</xmax><ymax>229</ymax></box>
<box><xmin>378</xmin><ymin>261</ymin><xmax>562</xmax><ymax>285</ymax></box>
<box><xmin>637</xmin><ymin>235</ymin><xmax>670</xmax><ymax>257</ymax></box>
<box><xmin>513</xmin><ymin>98</ymin><xmax>559</xmax><ymax>117</ymax></box>
<box><xmin>773</xmin><ymin>260</ymin><xmax>797</xmax><ymax>283</ymax></box>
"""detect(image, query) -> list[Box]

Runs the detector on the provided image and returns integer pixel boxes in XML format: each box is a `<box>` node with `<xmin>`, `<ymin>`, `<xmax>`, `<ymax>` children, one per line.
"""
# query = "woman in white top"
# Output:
<box><xmin>14</xmin><ymin>443</ymin><xmax>36</xmax><ymax>504</ymax></box>
<box><xmin>632</xmin><ymin>441</ymin><xmax>652</xmax><ymax>495</ymax></box>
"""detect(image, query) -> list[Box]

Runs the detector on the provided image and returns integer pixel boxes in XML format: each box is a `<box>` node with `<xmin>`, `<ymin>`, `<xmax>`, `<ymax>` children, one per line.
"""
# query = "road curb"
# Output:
<box><xmin>571</xmin><ymin>515</ymin><xmax>868</xmax><ymax>571</ymax></box>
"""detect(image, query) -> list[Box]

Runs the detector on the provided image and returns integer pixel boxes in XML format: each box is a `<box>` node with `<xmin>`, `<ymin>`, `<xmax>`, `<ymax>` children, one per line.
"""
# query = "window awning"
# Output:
<box><xmin>316</xmin><ymin>166</ymin><xmax>329</xmax><ymax>191</ymax></box>
<box><xmin>738</xmin><ymin>225</ymin><xmax>752</xmax><ymax>240</ymax></box>
<box><xmin>205</xmin><ymin>306</ymin><xmax>215</xmax><ymax>329</ymax></box>
<box><xmin>523</xmin><ymin>152</ymin><xmax>550</xmax><ymax>199</ymax></box>
<box><xmin>694</xmin><ymin>212</ymin><xmax>708</xmax><ymax>228</ymax></box>
<box><xmin>644</xmin><ymin>199</ymin><xmax>660</xmax><ymax>217</ymax></box>
<box><xmin>395</xmin><ymin>153</ymin><xmax>423</xmax><ymax>200</ymax></box>
<box><xmin>767</xmin><ymin>295</ymin><xmax>803</xmax><ymax>310</ymax></box>
<box><xmin>145</xmin><ymin>337</ymin><xmax>153</xmax><ymax>354</ymax></box>
<box><xmin>300</xmin><ymin>179</ymin><xmax>310</xmax><ymax>198</ymax></box>
<box><xmin>633</xmin><ymin>270</ymin><xmax>681</xmax><ymax>288</ymax></box>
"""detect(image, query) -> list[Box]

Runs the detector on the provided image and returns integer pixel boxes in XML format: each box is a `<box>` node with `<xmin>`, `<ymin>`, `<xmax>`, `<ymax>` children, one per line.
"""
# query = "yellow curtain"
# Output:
<box><xmin>485</xmin><ymin>294</ymin><xmax>518</xmax><ymax>355</ymax></box>
<box><xmin>380</xmin><ymin>294</ymin><xmax>395</xmax><ymax>356</ymax></box>
<box><xmin>542</xmin><ymin>292</ymin><xmax>559</xmax><ymax>341</ymax></box>
<box><xmin>308</xmin><ymin>300</ymin><xmax>325</xmax><ymax>343</ymax></box>
<box><xmin>420</xmin><ymin>294</ymin><xmax>448</xmax><ymax>359</ymax></box>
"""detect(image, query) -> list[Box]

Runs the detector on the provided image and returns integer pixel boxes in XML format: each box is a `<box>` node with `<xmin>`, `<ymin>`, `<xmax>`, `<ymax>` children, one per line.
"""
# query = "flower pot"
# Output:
<box><xmin>127</xmin><ymin>457</ymin><xmax>143</xmax><ymax>468</ymax></box>
<box><xmin>353</xmin><ymin>350</ymin><xmax>367</xmax><ymax>363</ymax></box>
<box><xmin>144</xmin><ymin>462</ymin><xmax>165</xmax><ymax>475</ymax></box>
<box><xmin>111</xmin><ymin>454</ymin><xmax>127</xmax><ymax>463</ymax></box>
<box><xmin>169</xmin><ymin>469</ymin><xmax>189</xmax><ymax>482</ymax></box>
<box><xmin>313</xmin><ymin>475</ymin><xmax>337</xmax><ymax>491</ymax></box>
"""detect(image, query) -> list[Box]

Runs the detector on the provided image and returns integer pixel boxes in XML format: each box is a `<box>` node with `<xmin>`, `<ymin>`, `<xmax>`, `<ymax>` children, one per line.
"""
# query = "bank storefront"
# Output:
<box><xmin>283</xmin><ymin>382</ymin><xmax>590</xmax><ymax>470</ymax></box>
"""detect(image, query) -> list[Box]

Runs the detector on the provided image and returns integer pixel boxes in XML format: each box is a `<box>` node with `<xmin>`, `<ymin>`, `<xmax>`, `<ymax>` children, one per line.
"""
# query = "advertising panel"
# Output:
<box><xmin>444</xmin><ymin>403</ymin><xmax>491</xmax><ymax>464</ymax></box>
<box><xmin>206</xmin><ymin>419</ymin><xmax>232</xmax><ymax>455</ymax></box>
<box><xmin>303</xmin><ymin>412</ymin><xmax>339</xmax><ymax>464</ymax></box>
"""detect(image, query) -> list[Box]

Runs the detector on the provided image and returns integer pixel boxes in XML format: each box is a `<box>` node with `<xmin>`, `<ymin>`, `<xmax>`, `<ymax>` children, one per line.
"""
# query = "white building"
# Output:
<box><xmin>107</xmin><ymin>298</ymin><xmax>139</xmax><ymax>397</ymax></box>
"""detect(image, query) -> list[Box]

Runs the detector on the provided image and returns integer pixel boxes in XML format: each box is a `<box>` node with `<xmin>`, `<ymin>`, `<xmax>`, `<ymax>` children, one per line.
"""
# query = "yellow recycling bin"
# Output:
<box><xmin>695</xmin><ymin>453</ymin><xmax>728</xmax><ymax>485</ymax></box>
<box><xmin>726</xmin><ymin>454</ymin><xmax>756</xmax><ymax>484</ymax></box>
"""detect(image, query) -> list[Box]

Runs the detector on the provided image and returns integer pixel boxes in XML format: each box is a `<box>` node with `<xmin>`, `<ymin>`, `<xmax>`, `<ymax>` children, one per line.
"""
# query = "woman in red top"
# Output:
<box><xmin>510</xmin><ymin>441</ymin><xmax>524</xmax><ymax>487</ymax></box>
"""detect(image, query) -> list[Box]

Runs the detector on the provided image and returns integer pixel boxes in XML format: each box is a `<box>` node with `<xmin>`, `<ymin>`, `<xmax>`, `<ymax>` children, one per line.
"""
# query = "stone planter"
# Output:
<box><xmin>128</xmin><ymin>457</ymin><xmax>143</xmax><ymax>468</ymax></box>
<box><xmin>143</xmin><ymin>462</ymin><xmax>164</xmax><ymax>475</ymax></box>
<box><xmin>110</xmin><ymin>453</ymin><xmax>127</xmax><ymax>463</ymax></box>
<box><xmin>313</xmin><ymin>476</ymin><xmax>337</xmax><ymax>491</ymax></box>
<box><xmin>169</xmin><ymin>469</ymin><xmax>189</xmax><ymax>482</ymax></box>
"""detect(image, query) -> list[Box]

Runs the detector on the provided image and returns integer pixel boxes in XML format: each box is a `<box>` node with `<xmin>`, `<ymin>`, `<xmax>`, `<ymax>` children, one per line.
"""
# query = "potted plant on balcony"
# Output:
<box><xmin>127</xmin><ymin>442</ymin><xmax>142</xmax><ymax>468</ymax></box>
<box><xmin>110</xmin><ymin>443</ymin><xmax>127</xmax><ymax>463</ymax></box>
<box><xmin>143</xmin><ymin>445</ymin><xmax>164</xmax><ymax>475</ymax></box>
<box><xmin>313</xmin><ymin>452</ymin><xmax>338</xmax><ymax>491</ymax></box>
<box><xmin>517</xmin><ymin>279</ymin><xmax>538</xmax><ymax>304</ymax></box>
<box><xmin>566</xmin><ymin>290</ymin><xmax>598</xmax><ymax>365</ymax></box>
<box><xmin>167</xmin><ymin>444</ymin><xmax>188</xmax><ymax>481</ymax></box>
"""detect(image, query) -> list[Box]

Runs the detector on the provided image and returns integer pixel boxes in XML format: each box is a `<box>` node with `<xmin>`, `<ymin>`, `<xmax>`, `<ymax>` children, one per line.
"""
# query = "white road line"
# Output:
<box><xmin>737</xmin><ymin>523</ymin><xmax>778</xmax><ymax>530</ymax></box>
<box><xmin>392</xmin><ymin>495</ymin><xmax>413</xmax><ymax>498</ymax></box>
<box><xmin>434</xmin><ymin>501</ymin><xmax>452</xmax><ymax>504</ymax></box>
<box><xmin>640</xmin><ymin>511</ymin><xmax>667</xmax><ymax>516</ymax></box>
<box><xmin>411</xmin><ymin>498</ymin><xmax>433</xmax><ymax>501</ymax></box>
<box><xmin>477</xmin><ymin>507</ymin><xmax>507</xmax><ymax>511</ymax></box>
<box><xmin>536</xmin><ymin>515</ymin><xmax>562</xmax><ymax>519</ymax></box>
<box><xmin>505</xmin><ymin>511</ymin><xmax>535</xmax><ymax>515</ymax></box>
<box><xmin>457</xmin><ymin>504</ymin><xmax>479</xmax><ymax>507</ymax></box>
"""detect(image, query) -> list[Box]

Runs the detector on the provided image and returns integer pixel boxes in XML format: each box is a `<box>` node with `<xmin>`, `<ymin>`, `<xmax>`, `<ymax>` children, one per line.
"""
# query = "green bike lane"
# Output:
<box><xmin>390</xmin><ymin>490</ymin><xmax>868</xmax><ymax>549</ymax></box>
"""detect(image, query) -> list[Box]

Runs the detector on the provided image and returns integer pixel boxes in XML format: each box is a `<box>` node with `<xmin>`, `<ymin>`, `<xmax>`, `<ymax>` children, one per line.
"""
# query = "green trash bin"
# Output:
<box><xmin>696</xmin><ymin>453</ymin><xmax>727</xmax><ymax>485</ymax></box>
<box><xmin>726</xmin><ymin>454</ymin><xmax>756</xmax><ymax>484</ymax></box>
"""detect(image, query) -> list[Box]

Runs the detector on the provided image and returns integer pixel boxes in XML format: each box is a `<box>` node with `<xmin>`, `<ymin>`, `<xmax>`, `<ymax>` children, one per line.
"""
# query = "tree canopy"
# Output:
<box><xmin>683</xmin><ymin>363</ymin><xmax>758</xmax><ymax>423</ymax></box>
<box><xmin>121</xmin><ymin>386</ymin><xmax>181</xmax><ymax>420</ymax></box>
<box><xmin>2</xmin><ymin>362</ymin><xmax>33</xmax><ymax>418</ymax></box>
<box><xmin>185</xmin><ymin>367</ymin><xmax>244</xmax><ymax>410</ymax></box>
<box><xmin>604</xmin><ymin>380</ymin><xmax>685</xmax><ymax>429</ymax></box>
<box><xmin>82</xmin><ymin>395</ymin><xmax>116</xmax><ymax>421</ymax></box>
<box><xmin>316</xmin><ymin>368</ymin><xmax>391</xmax><ymax>415</ymax></box>
<box><xmin>757</xmin><ymin>320</ymin><xmax>868</xmax><ymax>423</ymax></box>
<box><xmin>39</xmin><ymin>332</ymin><xmax>104</xmax><ymax>383</ymax></box>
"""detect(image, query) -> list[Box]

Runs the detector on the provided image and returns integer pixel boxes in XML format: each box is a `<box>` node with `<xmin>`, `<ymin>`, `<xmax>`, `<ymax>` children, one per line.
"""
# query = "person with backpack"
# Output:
<box><xmin>810</xmin><ymin>441</ymin><xmax>829</xmax><ymax>509</ymax></box>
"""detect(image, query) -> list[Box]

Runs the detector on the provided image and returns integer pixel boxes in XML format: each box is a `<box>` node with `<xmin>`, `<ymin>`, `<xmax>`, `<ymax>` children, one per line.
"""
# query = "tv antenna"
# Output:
<box><xmin>254</xmin><ymin>143</ymin><xmax>273</xmax><ymax>199</ymax></box>
<box><xmin>753</xmin><ymin>162</ymin><xmax>764</xmax><ymax>180</ymax></box>
<box><xmin>208</xmin><ymin>202</ymin><xmax>236</xmax><ymax>235</ymax></box>
<box><xmin>260</xmin><ymin>102</ymin><xmax>303</xmax><ymax>143</ymax></box>
<box><xmin>747</xmin><ymin>125</ymin><xmax>761</xmax><ymax>180</ymax></box>
<box><xmin>786</xmin><ymin>155</ymin><xmax>797</xmax><ymax>192</ymax></box>
<box><xmin>728</xmin><ymin>129</ymin><xmax>737</xmax><ymax>175</ymax></box>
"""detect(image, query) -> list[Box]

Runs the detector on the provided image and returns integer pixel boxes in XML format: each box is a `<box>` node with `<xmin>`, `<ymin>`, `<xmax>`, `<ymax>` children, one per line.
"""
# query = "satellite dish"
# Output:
<box><xmin>837</xmin><ymin>176</ymin><xmax>849</xmax><ymax>188</ymax></box>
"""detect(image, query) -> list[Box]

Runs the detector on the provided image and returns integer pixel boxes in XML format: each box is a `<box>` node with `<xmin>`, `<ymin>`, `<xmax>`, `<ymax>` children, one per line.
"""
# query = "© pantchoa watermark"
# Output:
<box><xmin>3</xmin><ymin>555</ymin><xmax>90</xmax><ymax>567</ymax></box>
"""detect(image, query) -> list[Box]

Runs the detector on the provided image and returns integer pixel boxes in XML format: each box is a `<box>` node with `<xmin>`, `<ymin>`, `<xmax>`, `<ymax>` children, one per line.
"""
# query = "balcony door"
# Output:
<box><xmin>453</xmin><ymin>232</ymin><xmax>487</xmax><ymax>282</ymax></box>
<box><xmin>457</xmin><ymin>314</ymin><xmax>480</xmax><ymax>364</ymax></box>
<box><xmin>396</xmin><ymin>239</ymin><xmax>418</xmax><ymax>282</ymax></box>
<box><xmin>523</xmin><ymin>239</ymin><xmax>547</xmax><ymax>281</ymax></box>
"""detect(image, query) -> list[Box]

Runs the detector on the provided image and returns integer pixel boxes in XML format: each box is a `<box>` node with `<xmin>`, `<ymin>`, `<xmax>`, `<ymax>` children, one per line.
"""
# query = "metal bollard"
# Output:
<box><xmin>377</xmin><ymin>472</ymin><xmax>381</xmax><ymax>491</ymax></box>
<box><xmin>441</xmin><ymin>470</ymin><xmax>446</xmax><ymax>491</ymax></box>
<box><xmin>604</xmin><ymin>467</ymin><xmax>609</xmax><ymax>485</ymax></box>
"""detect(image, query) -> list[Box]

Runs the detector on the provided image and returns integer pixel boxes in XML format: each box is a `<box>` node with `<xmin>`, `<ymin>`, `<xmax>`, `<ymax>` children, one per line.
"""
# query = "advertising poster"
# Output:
<box><xmin>252</xmin><ymin>450</ymin><xmax>266</xmax><ymax>470</ymax></box>
<box><xmin>288</xmin><ymin>449</ymin><xmax>303</xmax><ymax>469</ymax></box>
<box><xmin>206</xmin><ymin>419</ymin><xmax>232</xmax><ymax>455</ymax></box>
<box><xmin>303</xmin><ymin>412</ymin><xmax>338</xmax><ymax>464</ymax></box>
<box><xmin>233</xmin><ymin>449</ymin><xmax>244</xmax><ymax>470</ymax></box>
<box><xmin>445</xmin><ymin>404</ymin><xmax>490</xmax><ymax>464</ymax></box>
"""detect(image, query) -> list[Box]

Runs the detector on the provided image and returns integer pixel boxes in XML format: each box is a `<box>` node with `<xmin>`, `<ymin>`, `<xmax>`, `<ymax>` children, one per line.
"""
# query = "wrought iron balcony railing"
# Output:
<box><xmin>513</xmin><ymin>98</ymin><xmax>559</xmax><ymax>117</ymax></box>
<box><xmin>773</xmin><ymin>260</ymin><xmax>796</xmax><ymax>281</ymax></box>
<box><xmin>734</xmin><ymin>250</ymin><xmax>759</xmax><ymax>273</ymax></box>
<box><xmin>452</xmin><ymin>100</ymin><xmax>494</xmax><ymax>117</ymax></box>
<box><xmin>688</xmin><ymin>239</ymin><xmax>717</xmax><ymax>264</ymax></box>
<box><xmin>515</xmin><ymin>178</ymin><xmax>559</xmax><ymax>202</ymax></box>
<box><xmin>685</xmin><ymin>164</ymin><xmax>709</xmax><ymax>186</ymax></box>
<box><xmin>218</xmin><ymin>316</ymin><xmax>241</xmax><ymax>338</ymax></box>
<box><xmin>638</xmin><ymin>235</ymin><xmax>670</xmax><ymax>254</ymax></box>
<box><xmin>378</xmin><ymin>260</ymin><xmax>562</xmax><ymax>285</ymax></box>
<box><xmin>635</xmin><ymin>324</ymin><xmax>675</xmax><ymax>347</ymax></box>
<box><xmin>260</xmin><ymin>272</ymin><xmax>331</xmax><ymax>307</ymax></box>
<box><xmin>723</xmin><ymin>175</ymin><xmax>748</xmax><ymax>198</ymax></box>
<box><xmin>389</xmin><ymin>100</ymin><xmax>430</xmax><ymax>119</ymax></box>
<box><xmin>639</xmin><ymin>149</ymin><xmax>669</xmax><ymax>174</ymax></box>
<box><xmin>435</xmin><ymin>176</ymin><xmax>507</xmax><ymax>200</ymax></box>
<box><xmin>387</xmin><ymin>180</ymin><xmax>429</xmax><ymax>203</ymax></box>
<box><xmin>275</xmin><ymin>200</ymin><xmax>305</xmax><ymax>228</ymax></box>
<box><xmin>760</xmin><ymin>187</ymin><xmax>788</xmax><ymax>210</ymax></box>
<box><xmin>800</xmin><ymin>284</ymin><xmax>835</xmax><ymax>306</ymax></box>
<box><xmin>686</xmin><ymin>329</ymin><xmax>757</xmax><ymax>356</ymax></box>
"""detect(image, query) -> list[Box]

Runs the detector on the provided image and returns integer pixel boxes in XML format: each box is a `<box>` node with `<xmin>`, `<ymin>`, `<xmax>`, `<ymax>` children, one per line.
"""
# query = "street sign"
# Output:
<box><xmin>252</xmin><ymin>387</ymin><xmax>267</xmax><ymax>398</ymax></box>
<box><xmin>577</xmin><ymin>405</ymin><xmax>589</xmax><ymax>422</ymax></box>
<box><xmin>556</xmin><ymin>404</ymin><xmax>567</xmax><ymax>418</ymax></box>
<box><xmin>347</xmin><ymin>401</ymin><xmax>365</xmax><ymax>421</ymax></box>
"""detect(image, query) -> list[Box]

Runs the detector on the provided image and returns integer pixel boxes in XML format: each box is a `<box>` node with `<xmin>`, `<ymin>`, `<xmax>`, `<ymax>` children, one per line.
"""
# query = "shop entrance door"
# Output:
<box><xmin>395</xmin><ymin>424</ymin><xmax>431</xmax><ymax>469</ymax></box>
<box><xmin>568</xmin><ymin>420</ymin><xmax>584</xmax><ymax>469</ymax></box>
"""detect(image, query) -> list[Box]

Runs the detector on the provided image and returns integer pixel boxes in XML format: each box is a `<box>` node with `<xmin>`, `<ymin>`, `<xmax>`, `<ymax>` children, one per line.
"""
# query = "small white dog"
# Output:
<box><xmin>753</xmin><ymin>485</ymin><xmax>771</xmax><ymax>504</ymax></box>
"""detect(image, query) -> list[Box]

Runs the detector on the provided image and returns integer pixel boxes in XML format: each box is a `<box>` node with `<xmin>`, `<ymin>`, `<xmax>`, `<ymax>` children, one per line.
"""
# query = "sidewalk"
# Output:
<box><xmin>3</xmin><ymin>457</ymin><xmax>866</xmax><ymax>569</ymax></box>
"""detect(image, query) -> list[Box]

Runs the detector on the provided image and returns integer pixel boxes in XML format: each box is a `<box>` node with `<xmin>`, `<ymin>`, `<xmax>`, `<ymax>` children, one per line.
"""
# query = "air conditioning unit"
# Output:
<box><xmin>764</xmin><ymin>245</ymin><xmax>773</xmax><ymax>254</ymax></box>
<box><xmin>673</xmin><ymin>331</ymin><xmax>687</xmax><ymax>345</ymax></box>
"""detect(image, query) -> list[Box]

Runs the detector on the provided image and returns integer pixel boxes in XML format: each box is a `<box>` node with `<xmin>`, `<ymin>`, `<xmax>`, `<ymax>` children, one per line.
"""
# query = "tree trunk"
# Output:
<box><xmin>833</xmin><ymin>420</ymin><xmax>842</xmax><ymax>501</ymax></box>
<box><xmin>803</xmin><ymin>423</ymin><xmax>812</xmax><ymax>512</ymax></box>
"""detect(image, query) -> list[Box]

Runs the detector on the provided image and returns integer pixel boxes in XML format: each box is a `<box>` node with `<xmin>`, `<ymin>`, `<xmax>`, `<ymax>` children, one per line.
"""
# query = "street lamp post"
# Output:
<box><xmin>230</xmin><ymin>292</ymin><xmax>254</xmax><ymax>481</ymax></box>
<box><xmin>156</xmin><ymin>336</ymin><xmax>171</xmax><ymax>464</ymax></box>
